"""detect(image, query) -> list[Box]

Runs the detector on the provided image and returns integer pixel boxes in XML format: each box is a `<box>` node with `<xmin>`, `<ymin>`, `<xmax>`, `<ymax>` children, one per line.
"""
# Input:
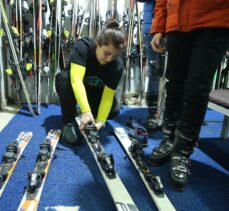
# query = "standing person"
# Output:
<box><xmin>137</xmin><ymin>0</ymin><xmax>162</xmax><ymax>131</ymax></box>
<box><xmin>149</xmin><ymin>0</ymin><xmax>229</xmax><ymax>191</ymax></box>
<box><xmin>55</xmin><ymin>20</ymin><xmax>125</xmax><ymax>144</ymax></box>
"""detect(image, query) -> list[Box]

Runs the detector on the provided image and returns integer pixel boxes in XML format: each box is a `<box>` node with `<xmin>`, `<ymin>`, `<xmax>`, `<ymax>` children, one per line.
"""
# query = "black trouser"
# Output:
<box><xmin>55</xmin><ymin>71</ymin><xmax>120</xmax><ymax>124</ymax></box>
<box><xmin>164</xmin><ymin>28</ymin><xmax>229</xmax><ymax>136</ymax></box>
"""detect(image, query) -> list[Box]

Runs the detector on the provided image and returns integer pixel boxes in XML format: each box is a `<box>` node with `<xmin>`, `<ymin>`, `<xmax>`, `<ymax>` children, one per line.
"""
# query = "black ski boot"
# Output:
<box><xmin>170</xmin><ymin>130</ymin><xmax>198</xmax><ymax>191</ymax></box>
<box><xmin>145</xmin><ymin>95</ymin><xmax>159</xmax><ymax>131</ymax></box>
<box><xmin>61</xmin><ymin>122</ymin><xmax>81</xmax><ymax>145</ymax></box>
<box><xmin>148</xmin><ymin>121</ymin><xmax>176</xmax><ymax>166</ymax></box>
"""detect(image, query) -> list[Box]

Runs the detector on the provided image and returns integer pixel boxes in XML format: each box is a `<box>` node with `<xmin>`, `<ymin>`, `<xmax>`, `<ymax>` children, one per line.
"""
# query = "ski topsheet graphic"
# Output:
<box><xmin>113</xmin><ymin>126</ymin><xmax>176</xmax><ymax>211</ymax></box>
<box><xmin>75</xmin><ymin>117</ymin><xmax>138</xmax><ymax>211</ymax></box>
<box><xmin>0</xmin><ymin>132</ymin><xmax>33</xmax><ymax>197</ymax></box>
<box><xmin>17</xmin><ymin>129</ymin><xmax>61</xmax><ymax>211</ymax></box>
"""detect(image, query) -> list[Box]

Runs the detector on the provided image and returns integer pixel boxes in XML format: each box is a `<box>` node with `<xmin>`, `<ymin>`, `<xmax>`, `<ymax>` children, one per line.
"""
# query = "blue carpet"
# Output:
<box><xmin>0</xmin><ymin>104</ymin><xmax>228</xmax><ymax>211</ymax></box>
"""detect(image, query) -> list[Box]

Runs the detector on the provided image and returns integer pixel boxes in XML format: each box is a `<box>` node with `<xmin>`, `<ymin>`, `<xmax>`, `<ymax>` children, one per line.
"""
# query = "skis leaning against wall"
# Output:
<box><xmin>0</xmin><ymin>131</ymin><xmax>33</xmax><ymax>197</ymax></box>
<box><xmin>75</xmin><ymin>117</ymin><xmax>138</xmax><ymax>211</ymax></box>
<box><xmin>0</xmin><ymin>1</ymin><xmax>35</xmax><ymax>116</ymax></box>
<box><xmin>17</xmin><ymin>129</ymin><xmax>61</xmax><ymax>211</ymax></box>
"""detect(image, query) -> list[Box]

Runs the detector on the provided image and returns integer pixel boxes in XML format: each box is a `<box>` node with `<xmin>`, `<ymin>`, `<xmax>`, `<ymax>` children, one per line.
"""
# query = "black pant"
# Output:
<box><xmin>55</xmin><ymin>71</ymin><xmax>120</xmax><ymax>124</ymax></box>
<box><xmin>164</xmin><ymin>28</ymin><xmax>229</xmax><ymax>136</ymax></box>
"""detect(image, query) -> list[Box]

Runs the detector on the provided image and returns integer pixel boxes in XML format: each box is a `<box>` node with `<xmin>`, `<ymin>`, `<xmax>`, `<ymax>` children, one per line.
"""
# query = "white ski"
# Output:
<box><xmin>113</xmin><ymin>127</ymin><xmax>176</xmax><ymax>211</ymax></box>
<box><xmin>17</xmin><ymin>129</ymin><xmax>61</xmax><ymax>211</ymax></box>
<box><xmin>0</xmin><ymin>131</ymin><xmax>33</xmax><ymax>197</ymax></box>
<box><xmin>76</xmin><ymin>117</ymin><xmax>138</xmax><ymax>211</ymax></box>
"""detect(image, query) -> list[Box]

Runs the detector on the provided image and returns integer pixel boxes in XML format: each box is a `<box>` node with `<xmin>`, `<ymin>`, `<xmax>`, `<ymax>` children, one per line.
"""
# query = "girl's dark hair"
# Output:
<box><xmin>96</xmin><ymin>20</ymin><xmax>126</xmax><ymax>51</ymax></box>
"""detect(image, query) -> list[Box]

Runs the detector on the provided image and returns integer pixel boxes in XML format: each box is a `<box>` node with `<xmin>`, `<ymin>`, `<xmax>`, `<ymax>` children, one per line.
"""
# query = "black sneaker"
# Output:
<box><xmin>145</xmin><ymin>100</ymin><xmax>159</xmax><ymax>131</ymax></box>
<box><xmin>61</xmin><ymin>122</ymin><xmax>80</xmax><ymax>145</ymax></box>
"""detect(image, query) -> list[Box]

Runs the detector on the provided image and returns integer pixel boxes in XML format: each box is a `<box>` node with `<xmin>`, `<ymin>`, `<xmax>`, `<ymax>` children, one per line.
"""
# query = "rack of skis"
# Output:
<box><xmin>0</xmin><ymin>0</ymin><xmax>152</xmax><ymax>115</ymax></box>
<box><xmin>0</xmin><ymin>120</ymin><xmax>176</xmax><ymax>211</ymax></box>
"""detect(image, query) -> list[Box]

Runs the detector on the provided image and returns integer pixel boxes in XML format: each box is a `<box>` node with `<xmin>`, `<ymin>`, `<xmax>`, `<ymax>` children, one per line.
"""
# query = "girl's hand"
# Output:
<box><xmin>80</xmin><ymin>112</ymin><xmax>95</xmax><ymax>133</ymax></box>
<box><xmin>95</xmin><ymin>121</ymin><xmax>105</xmax><ymax>131</ymax></box>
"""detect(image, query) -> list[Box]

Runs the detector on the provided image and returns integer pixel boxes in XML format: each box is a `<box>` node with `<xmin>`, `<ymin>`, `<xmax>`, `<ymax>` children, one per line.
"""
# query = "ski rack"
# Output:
<box><xmin>17</xmin><ymin>129</ymin><xmax>61</xmax><ymax>211</ymax></box>
<box><xmin>113</xmin><ymin>125</ymin><xmax>176</xmax><ymax>211</ymax></box>
<box><xmin>0</xmin><ymin>132</ymin><xmax>33</xmax><ymax>197</ymax></box>
<box><xmin>75</xmin><ymin>117</ymin><xmax>138</xmax><ymax>211</ymax></box>
<box><xmin>0</xmin><ymin>1</ymin><xmax>35</xmax><ymax>116</ymax></box>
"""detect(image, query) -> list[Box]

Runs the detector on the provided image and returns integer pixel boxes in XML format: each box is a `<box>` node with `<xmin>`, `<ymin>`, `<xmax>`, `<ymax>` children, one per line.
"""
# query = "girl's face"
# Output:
<box><xmin>96</xmin><ymin>43</ymin><xmax>120</xmax><ymax>65</ymax></box>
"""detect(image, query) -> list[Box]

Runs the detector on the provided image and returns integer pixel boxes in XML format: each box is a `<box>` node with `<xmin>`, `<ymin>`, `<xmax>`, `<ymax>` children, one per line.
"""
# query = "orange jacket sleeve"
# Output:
<box><xmin>150</xmin><ymin>0</ymin><xmax>167</xmax><ymax>34</ymax></box>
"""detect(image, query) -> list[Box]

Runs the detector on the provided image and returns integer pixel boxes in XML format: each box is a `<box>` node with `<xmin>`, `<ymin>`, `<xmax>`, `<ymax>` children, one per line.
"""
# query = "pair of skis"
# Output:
<box><xmin>76</xmin><ymin>116</ymin><xmax>175</xmax><ymax>210</ymax></box>
<box><xmin>17</xmin><ymin>129</ymin><xmax>61</xmax><ymax>211</ymax></box>
<box><xmin>0</xmin><ymin>130</ymin><xmax>61</xmax><ymax>211</ymax></box>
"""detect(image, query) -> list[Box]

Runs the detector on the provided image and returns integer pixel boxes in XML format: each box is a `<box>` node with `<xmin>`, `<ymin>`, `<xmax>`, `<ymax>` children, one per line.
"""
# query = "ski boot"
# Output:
<box><xmin>61</xmin><ymin>122</ymin><xmax>81</xmax><ymax>145</ymax></box>
<box><xmin>145</xmin><ymin>102</ymin><xmax>158</xmax><ymax>131</ymax></box>
<box><xmin>145</xmin><ymin>95</ymin><xmax>159</xmax><ymax>131</ymax></box>
<box><xmin>170</xmin><ymin>130</ymin><xmax>198</xmax><ymax>191</ymax></box>
<box><xmin>148</xmin><ymin>121</ymin><xmax>176</xmax><ymax>166</ymax></box>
